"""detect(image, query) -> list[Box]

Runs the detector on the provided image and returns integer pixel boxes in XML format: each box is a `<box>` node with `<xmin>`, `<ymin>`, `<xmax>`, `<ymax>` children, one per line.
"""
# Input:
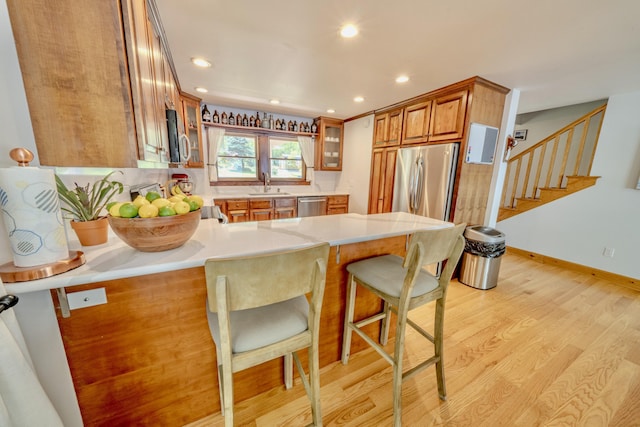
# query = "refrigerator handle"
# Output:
<box><xmin>415</xmin><ymin>158</ymin><xmax>424</xmax><ymax>210</ymax></box>
<box><xmin>409</xmin><ymin>157</ymin><xmax>419</xmax><ymax>212</ymax></box>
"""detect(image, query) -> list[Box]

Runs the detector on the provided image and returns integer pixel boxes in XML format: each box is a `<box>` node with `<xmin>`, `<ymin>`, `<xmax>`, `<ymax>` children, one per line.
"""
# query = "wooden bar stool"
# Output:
<box><xmin>205</xmin><ymin>243</ymin><xmax>330</xmax><ymax>427</ymax></box>
<box><xmin>341</xmin><ymin>224</ymin><xmax>466</xmax><ymax>426</ymax></box>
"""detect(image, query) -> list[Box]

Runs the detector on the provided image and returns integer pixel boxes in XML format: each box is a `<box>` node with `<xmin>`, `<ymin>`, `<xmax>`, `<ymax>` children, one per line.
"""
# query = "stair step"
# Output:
<box><xmin>499</xmin><ymin>176</ymin><xmax>601</xmax><ymax>221</ymax></box>
<box><xmin>497</xmin><ymin>208</ymin><xmax>517</xmax><ymax>221</ymax></box>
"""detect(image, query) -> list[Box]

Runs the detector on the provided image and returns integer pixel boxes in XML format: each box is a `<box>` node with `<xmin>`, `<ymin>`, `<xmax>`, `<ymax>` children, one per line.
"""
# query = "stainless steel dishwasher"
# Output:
<box><xmin>297</xmin><ymin>196</ymin><xmax>327</xmax><ymax>217</ymax></box>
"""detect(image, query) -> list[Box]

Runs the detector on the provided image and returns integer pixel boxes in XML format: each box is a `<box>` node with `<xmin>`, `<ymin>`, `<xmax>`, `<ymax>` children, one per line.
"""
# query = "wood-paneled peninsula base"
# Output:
<box><xmin>5</xmin><ymin>213</ymin><xmax>452</xmax><ymax>426</ymax></box>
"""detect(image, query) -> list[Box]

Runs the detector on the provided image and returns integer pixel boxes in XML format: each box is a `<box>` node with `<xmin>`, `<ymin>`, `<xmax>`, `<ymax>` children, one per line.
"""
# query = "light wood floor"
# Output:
<box><xmin>185</xmin><ymin>253</ymin><xmax>640</xmax><ymax>426</ymax></box>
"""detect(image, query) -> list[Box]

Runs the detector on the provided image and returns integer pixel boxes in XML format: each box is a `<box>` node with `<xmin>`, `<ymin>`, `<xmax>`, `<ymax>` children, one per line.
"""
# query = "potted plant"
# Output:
<box><xmin>56</xmin><ymin>171</ymin><xmax>124</xmax><ymax>246</ymax></box>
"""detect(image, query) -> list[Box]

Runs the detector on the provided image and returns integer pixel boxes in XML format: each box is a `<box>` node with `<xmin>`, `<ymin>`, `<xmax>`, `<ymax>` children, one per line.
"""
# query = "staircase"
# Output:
<box><xmin>498</xmin><ymin>104</ymin><xmax>607</xmax><ymax>221</ymax></box>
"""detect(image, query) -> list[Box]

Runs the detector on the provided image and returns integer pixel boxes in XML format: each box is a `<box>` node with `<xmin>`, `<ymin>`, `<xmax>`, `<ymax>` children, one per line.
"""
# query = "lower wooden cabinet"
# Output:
<box><xmin>249</xmin><ymin>199</ymin><xmax>274</xmax><ymax>221</ymax></box>
<box><xmin>368</xmin><ymin>148</ymin><xmax>397</xmax><ymax>214</ymax></box>
<box><xmin>218</xmin><ymin>199</ymin><xmax>249</xmax><ymax>223</ymax></box>
<box><xmin>216</xmin><ymin>195</ymin><xmax>348</xmax><ymax>220</ymax></box>
<box><xmin>274</xmin><ymin>198</ymin><xmax>297</xmax><ymax>219</ymax></box>
<box><xmin>327</xmin><ymin>195</ymin><xmax>349</xmax><ymax>215</ymax></box>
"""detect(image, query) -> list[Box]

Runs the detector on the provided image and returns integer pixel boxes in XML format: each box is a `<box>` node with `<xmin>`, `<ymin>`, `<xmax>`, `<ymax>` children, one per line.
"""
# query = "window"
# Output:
<box><xmin>214</xmin><ymin>131</ymin><xmax>306</xmax><ymax>185</ymax></box>
<box><xmin>269</xmin><ymin>137</ymin><xmax>303</xmax><ymax>179</ymax></box>
<box><xmin>217</xmin><ymin>134</ymin><xmax>257</xmax><ymax>180</ymax></box>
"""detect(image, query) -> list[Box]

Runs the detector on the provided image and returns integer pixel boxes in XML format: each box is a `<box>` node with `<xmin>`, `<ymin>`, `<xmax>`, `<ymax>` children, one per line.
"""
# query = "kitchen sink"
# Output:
<box><xmin>248</xmin><ymin>192</ymin><xmax>290</xmax><ymax>196</ymax></box>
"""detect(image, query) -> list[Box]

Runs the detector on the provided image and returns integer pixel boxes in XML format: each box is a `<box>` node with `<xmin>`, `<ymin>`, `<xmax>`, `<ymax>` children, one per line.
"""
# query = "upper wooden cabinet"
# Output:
<box><xmin>400</xmin><ymin>90</ymin><xmax>468</xmax><ymax>145</ymax></box>
<box><xmin>373</xmin><ymin>109</ymin><xmax>403</xmax><ymax>147</ymax></box>
<box><xmin>124</xmin><ymin>0</ymin><xmax>172</xmax><ymax>164</ymax></box>
<box><xmin>315</xmin><ymin>117</ymin><xmax>344</xmax><ymax>171</ymax></box>
<box><xmin>428</xmin><ymin>90</ymin><xmax>468</xmax><ymax>142</ymax></box>
<box><xmin>180</xmin><ymin>93</ymin><xmax>204</xmax><ymax>168</ymax></box>
<box><xmin>401</xmin><ymin>100</ymin><xmax>433</xmax><ymax>145</ymax></box>
<box><xmin>6</xmin><ymin>0</ymin><xmax>180</xmax><ymax>168</ymax></box>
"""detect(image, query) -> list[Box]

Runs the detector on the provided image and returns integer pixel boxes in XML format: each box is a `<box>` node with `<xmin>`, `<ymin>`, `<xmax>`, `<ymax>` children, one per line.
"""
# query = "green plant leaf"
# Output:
<box><xmin>56</xmin><ymin>171</ymin><xmax>124</xmax><ymax>221</ymax></box>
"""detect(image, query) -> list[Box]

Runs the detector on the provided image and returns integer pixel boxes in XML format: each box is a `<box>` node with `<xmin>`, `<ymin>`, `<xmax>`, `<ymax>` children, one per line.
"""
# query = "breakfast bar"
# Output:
<box><xmin>7</xmin><ymin>212</ymin><xmax>452</xmax><ymax>426</ymax></box>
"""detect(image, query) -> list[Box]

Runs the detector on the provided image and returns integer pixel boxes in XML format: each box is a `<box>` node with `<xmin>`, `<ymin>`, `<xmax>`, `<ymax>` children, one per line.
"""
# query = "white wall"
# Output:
<box><xmin>338</xmin><ymin>115</ymin><xmax>374</xmax><ymax>214</ymax></box>
<box><xmin>497</xmin><ymin>90</ymin><xmax>640</xmax><ymax>279</ymax></box>
<box><xmin>513</xmin><ymin>99</ymin><xmax>607</xmax><ymax>156</ymax></box>
<box><xmin>0</xmin><ymin>0</ymin><xmax>38</xmax><ymax>264</ymax></box>
<box><xmin>0</xmin><ymin>2</ymin><xmax>37</xmax><ymax>169</ymax></box>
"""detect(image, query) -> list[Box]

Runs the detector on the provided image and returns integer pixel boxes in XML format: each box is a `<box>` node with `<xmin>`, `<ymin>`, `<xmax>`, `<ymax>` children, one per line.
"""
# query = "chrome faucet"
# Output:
<box><xmin>263</xmin><ymin>172</ymin><xmax>271</xmax><ymax>193</ymax></box>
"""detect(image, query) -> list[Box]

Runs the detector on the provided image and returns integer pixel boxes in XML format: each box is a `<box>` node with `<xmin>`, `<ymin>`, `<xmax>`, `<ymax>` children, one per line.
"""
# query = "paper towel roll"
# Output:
<box><xmin>0</xmin><ymin>167</ymin><xmax>69</xmax><ymax>267</ymax></box>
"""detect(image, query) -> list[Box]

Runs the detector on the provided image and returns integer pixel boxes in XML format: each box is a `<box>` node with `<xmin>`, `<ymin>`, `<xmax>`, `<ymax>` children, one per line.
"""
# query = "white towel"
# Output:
<box><xmin>0</xmin><ymin>280</ymin><xmax>63</xmax><ymax>427</ymax></box>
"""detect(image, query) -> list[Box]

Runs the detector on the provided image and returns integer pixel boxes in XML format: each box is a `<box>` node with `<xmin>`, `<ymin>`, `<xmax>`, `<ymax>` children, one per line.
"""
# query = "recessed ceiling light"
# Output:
<box><xmin>191</xmin><ymin>57</ymin><xmax>212</xmax><ymax>68</ymax></box>
<box><xmin>195</xmin><ymin>87</ymin><xmax>208</xmax><ymax>93</ymax></box>
<box><xmin>326</xmin><ymin>109</ymin><xmax>335</xmax><ymax>114</ymax></box>
<box><xmin>354</xmin><ymin>96</ymin><xmax>364</xmax><ymax>103</ymax></box>
<box><xmin>395</xmin><ymin>75</ymin><xmax>409</xmax><ymax>83</ymax></box>
<box><xmin>340</xmin><ymin>24</ymin><xmax>358</xmax><ymax>38</ymax></box>
<box><xmin>269</xmin><ymin>99</ymin><xmax>280</xmax><ymax>105</ymax></box>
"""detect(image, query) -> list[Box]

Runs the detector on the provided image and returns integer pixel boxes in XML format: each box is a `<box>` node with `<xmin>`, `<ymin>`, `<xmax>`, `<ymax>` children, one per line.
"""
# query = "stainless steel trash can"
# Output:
<box><xmin>459</xmin><ymin>225</ymin><xmax>506</xmax><ymax>290</ymax></box>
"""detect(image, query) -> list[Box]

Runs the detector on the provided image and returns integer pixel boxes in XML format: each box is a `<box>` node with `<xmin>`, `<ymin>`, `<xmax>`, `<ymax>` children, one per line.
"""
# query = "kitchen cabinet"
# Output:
<box><xmin>249</xmin><ymin>199</ymin><xmax>274</xmax><ymax>221</ymax></box>
<box><xmin>126</xmin><ymin>0</ymin><xmax>171</xmax><ymax>164</ymax></box>
<box><xmin>428</xmin><ymin>90</ymin><xmax>468</xmax><ymax>142</ymax></box>
<box><xmin>400</xmin><ymin>90</ymin><xmax>468</xmax><ymax>146</ymax></box>
<box><xmin>315</xmin><ymin>117</ymin><xmax>344</xmax><ymax>171</ymax></box>
<box><xmin>401</xmin><ymin>100</ymin><xmax>432</xmax><ymax>145</ymax></box>
<box><xmin>274</xmin><ymin>198</ymin><xmax>297</xmax><ymax>219</ymax></box>
<box><xmin>221</xmin><ymin>199</ymin><xmax>250</xmax><ymax>223</ymax></box>
<box><xmin>368</xmin><ymin>147</ymin><xmax>397</xmax><ymax>214</ymax></box>
<box><xmin>373</xmin><ymin>109</ymin><xmax>403</xmax><ymax>147</ymax></box>
<box><xmin>6</xmin><ymin>0</ymin><xmax>180</xmax><ymax>168</ymax></box>
<box><xmin>180</xmin><ymin>93</ymin><xmax>204</xmax><ymax>168</ymax></box>
<box><xmin>327</xmin><ymin>195</ymin><xmax>349</xmax><ymax>215</ymax></box>
<box><xmin>215</xmin><ymin>195</ymin><xmax>348</xmax><ymax>220</ymax></box>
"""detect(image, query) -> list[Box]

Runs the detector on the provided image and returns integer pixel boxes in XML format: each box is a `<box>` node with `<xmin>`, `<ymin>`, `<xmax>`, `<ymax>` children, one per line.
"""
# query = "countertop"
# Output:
<box><xmin>213</xmin><ymin>191</ymin><xmax>348</xmax><ymax>199</ymax></box>
<box><xmin>5</xmin><ymin>212</ymin><xmax>451</xmax><ymax>294</ymax></box>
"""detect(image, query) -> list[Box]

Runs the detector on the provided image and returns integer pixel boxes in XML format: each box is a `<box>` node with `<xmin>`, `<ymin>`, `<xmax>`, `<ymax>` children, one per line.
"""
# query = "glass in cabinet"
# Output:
<box><xmin>180</xmin><ymin>93</ymin><xmax>204</xmax><ymax>168</ymax></box>
<box><xmin>315</xmin><ymin>117</ymin><xmax>344</xmax><ymax>171</ymax></box>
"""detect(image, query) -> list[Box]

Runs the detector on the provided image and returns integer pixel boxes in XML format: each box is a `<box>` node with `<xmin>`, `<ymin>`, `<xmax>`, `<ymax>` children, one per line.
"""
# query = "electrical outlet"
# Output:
<box><xmin>67</xmin><ymin>288</ymin><xmax>107</xmax><ymax>310</ymax></box>
<box><xmin>603</xmin><ymin>247</ymin><xmax>615</xmax><ymax>258</ymax></box>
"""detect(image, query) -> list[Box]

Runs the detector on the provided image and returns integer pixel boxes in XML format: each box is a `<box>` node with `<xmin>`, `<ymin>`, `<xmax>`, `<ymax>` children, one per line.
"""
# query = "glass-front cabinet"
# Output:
<box><xmin>314</xmin><ymin>117</ymin><xmax>344</xmax><ymax>171</ymax></box>
<box><xmin>180</xmin><ymin>93</ymin><xmax>204</xmax><ymax>168</ymax></box>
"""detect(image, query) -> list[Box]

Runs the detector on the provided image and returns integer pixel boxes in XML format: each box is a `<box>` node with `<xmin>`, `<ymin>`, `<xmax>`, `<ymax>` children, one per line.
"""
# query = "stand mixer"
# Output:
<box><xmin>166</xmin><ymin>173</ymin><xmax>194</xmax><ymax>196</ymax></box>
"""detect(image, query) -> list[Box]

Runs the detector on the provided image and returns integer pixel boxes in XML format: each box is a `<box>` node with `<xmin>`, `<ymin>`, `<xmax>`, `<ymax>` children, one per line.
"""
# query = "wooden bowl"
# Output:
<box><xmin>107</xmin><ymin>209</ymin><xmax>200</xmax><ymax>252</ymax></box>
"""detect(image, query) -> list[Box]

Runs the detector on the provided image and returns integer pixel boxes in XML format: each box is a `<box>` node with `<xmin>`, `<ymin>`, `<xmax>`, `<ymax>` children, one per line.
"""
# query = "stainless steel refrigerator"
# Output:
<box><xmin>392</xmin><ymin>143</ymin><xmax>459</xmax><ymax>221</ymax></box>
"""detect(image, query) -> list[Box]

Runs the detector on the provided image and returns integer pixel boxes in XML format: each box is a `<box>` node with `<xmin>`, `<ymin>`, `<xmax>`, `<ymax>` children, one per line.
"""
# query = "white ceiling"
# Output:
<box><xmin>156</xmin><ymin>0</ymin><xmax>640</xmax><ymax>119</ymax></box>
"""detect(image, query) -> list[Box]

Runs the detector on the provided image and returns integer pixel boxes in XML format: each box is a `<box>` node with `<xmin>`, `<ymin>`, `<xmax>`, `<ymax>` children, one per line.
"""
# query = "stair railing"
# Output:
<box><xmin>501</xmin><ymin>104</ymin><xmax>607</xmax><ymax>209</ymax></box>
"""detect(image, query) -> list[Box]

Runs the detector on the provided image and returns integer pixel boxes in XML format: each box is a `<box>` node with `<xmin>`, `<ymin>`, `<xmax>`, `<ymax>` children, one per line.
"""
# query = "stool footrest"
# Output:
<box><xmin>403</xmin><ymin>355</ymin><xmax>439</xmax><ymax>381</ymax></box>
<box><xmin>348</xmin><ymin>321</ymin><xmax>395</xmax><ymax>366</ymax></box>
<box><xmin>353</xmin><ymin>311</ymin><xmax>387</xmax><ymax>329</ymax></box>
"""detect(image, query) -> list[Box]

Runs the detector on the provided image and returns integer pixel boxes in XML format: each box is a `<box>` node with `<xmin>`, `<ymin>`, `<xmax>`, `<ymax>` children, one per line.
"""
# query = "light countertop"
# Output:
<box><xmin>213</xmin><ymin>191</ymin><xmax>348</xmax><ymax>199</ymax></box>
<box><xmin>5</xmin><ymin>212</ymin><xmax>451</xmax><ymax>294</ymax></box>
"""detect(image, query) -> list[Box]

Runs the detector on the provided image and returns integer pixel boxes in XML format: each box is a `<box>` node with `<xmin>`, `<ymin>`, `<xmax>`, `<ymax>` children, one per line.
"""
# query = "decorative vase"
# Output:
<box><xmin>70</xmin><ymin>217</ymin><xmax>109</xmax><ymax>246</ymax></box>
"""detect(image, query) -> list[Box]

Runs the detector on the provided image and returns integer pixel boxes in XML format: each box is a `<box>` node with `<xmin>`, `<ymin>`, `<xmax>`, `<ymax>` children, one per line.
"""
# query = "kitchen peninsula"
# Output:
<box><xmin>7</xmin><ymin>212</ymin><xmax>452</xmax><ymax>426</ymax></box>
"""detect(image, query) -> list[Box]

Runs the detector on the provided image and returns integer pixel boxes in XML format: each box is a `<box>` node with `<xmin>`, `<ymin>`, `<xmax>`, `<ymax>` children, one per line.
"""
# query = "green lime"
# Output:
<box><xmin>158</xmin><ymin>206</ymin><xmax>177</xmax><ymax>217</ymax></box>
<box><xmin>119</xmin><ymin>203</ymin><xmax>139</xmax><ymax>218</ymax></box>
<box><xmin>145</xmin><ymin>191</ymin><xmax>162</xmax><ymax>202</ymax></box>
<box><xmin>188</xmin><ymin>200</ymin><xmax>199</xmax><ymax>212</ymax></box>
